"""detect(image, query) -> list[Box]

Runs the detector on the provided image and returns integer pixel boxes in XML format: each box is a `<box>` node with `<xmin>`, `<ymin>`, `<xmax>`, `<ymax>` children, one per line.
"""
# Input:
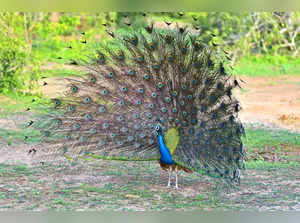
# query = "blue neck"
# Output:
<box><xmin>157</xmin><ymin>132</ymin><xmax>175</xmax><ymax>164</ymax></box>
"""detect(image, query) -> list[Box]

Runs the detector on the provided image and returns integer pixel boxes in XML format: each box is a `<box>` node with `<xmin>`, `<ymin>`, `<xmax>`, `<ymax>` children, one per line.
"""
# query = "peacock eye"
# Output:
<box><xmin>155</xmin><ymin>125</ymin><xmax>160</xmax><ymax>131</ymax></box>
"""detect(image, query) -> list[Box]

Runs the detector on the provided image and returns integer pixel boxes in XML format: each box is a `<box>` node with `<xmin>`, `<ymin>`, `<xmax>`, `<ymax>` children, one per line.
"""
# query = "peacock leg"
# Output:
<box><xmin>167</xmin><ymin>167</ymin><xmax>171</xmax><ymax>187</ymax></box>
<box><xmin>175</xmin><ymin>166</ymin><xmax>179</xmax><ymax>189</ymax></box>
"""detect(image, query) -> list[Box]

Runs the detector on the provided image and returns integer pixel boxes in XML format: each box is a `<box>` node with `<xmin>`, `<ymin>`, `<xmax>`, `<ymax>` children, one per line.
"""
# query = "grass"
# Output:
<box><xmin>12</xmin><ymin>164</ymin><xmax>31</xmax><ymax>175</ymax></box>
<box><xmin>0</xmin><ymin>164</ymin><xmax>11</xmax><ymax>177</ymax></box>
<box><xmin>81</xmin><ymin>184</ymin><xmax>115</xmax><ymax>194</ymax></box>
<box><xmin>0</xmin><ymin>93</ymin><xmax>51</xmax><ymax>117</ymax></box>
<box><xmin>233</xmin><ymin>55</ymin><xmax>300</xmax><ymax>77</ymax></box>
<box><xmin>42</xmin><ymin>67</ymin><xmax>84</xmax><ymax>78</ymax></box>
<box><xmin>0</xmin><ymin>128</ymin><xmax>42</xmax><ymax>145</ymax></box>
<box><xmin>242</xmin><ymin>125</ymin><xmax>300</xmax><ymax>165</ymax></box>
<box><xmin>33</xmin><ymin>37</ymin><xmax>93</xmax><ymax>64</ymax></box>
<box><xmin>243</xmin><ymin>125</ymin><xmax>300</xmax><ymax>152</ymax></box>
<box><xmin>245</xmin><ymin>160</ymin><xmax>299</xmax><ymax>170</ymax></box>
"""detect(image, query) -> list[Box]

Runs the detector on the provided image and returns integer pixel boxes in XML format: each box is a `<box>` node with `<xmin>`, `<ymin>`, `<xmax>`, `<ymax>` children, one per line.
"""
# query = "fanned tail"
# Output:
<box><xmin>28</xmin><ymin>21</ymin><xmax>245</xmax><ymax>185</ymax></box>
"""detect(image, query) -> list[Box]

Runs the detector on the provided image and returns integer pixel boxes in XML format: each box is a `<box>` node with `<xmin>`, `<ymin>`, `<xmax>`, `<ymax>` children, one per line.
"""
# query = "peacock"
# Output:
<box><xmin>27</xmin><ymin>21</ymin><xmax>246</xmax><ymax>189</ymax></box>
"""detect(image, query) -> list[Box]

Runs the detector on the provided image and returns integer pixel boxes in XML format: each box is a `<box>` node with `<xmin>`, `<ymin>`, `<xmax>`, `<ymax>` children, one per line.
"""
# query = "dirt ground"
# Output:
<box><xmin>0</xmin><ymin>158</ymin><xmax>299</xmax><ymax>211</ymax></box>
<box><xmin>235</xmin><ymin>75</ymin><xmax>300</xmax><ymax>132</ymax></box>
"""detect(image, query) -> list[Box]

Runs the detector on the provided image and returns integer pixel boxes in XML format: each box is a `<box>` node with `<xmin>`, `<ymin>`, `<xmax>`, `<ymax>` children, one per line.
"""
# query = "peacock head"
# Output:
<box><xmin>154</xmin><ymin>124</ymin><xmax>162</xmax><ymax>135</ymax></box>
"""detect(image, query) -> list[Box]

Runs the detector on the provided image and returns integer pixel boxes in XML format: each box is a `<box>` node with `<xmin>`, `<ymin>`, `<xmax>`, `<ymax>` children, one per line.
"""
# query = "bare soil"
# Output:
<box><xmin>236</xmin><ymin>75</ymin><xmax>300</xmax><ymax>132</ymax></box>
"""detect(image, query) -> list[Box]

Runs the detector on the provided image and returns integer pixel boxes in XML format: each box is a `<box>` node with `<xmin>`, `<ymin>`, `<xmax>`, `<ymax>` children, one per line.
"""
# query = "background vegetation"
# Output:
<box><xmin>0</xmin><ymin>12</ymin><xmax>299</xmax><ymax>96</ymax></box>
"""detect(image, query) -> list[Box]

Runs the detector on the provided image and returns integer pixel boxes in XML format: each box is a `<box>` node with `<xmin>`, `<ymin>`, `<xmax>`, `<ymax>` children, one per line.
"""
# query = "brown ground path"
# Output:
<box><xmin>234</xmin><ymin>75</ymin><xmax>300</xmax><ymax>132</ymax></box>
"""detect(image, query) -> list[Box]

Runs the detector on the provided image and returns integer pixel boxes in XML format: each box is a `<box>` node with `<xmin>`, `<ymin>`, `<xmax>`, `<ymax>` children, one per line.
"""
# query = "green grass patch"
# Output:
<box><xmin>52</xmin><ymin>198</ymin><xmax>67</xmax><ymax>206</ymax></box>
<box><xmin>245</xmin><ymin>160</ymin><xmax>299</xmax><ymax>170</ymax></box>
<box><xmin>0</xmin><ymin>128</ymin><xmax>42</xmax><ymax>144</ymax></box>
<box><xmin>0</xmin><ymin>163</ymin><xmax>31</xmax><ymax>176</ymax></box>
<box><xmin>33</xmin><ymin>36</ymin><xmax>100</xmax><ymax>65</ymax></box>
<box><xmin>33</xmin><ymin>38</ymin><xmax>88</xmax><ymax>63</ymax></box>
<box><xmin>13</xmin><ymin>164</ymin><xmax>31</xmax><ymax>175</ymax></box>
<box><xmin>43</xmin><ymin>68</ymin><xmax>84</xmax><ymax>78</ymax></box>
<box><xmin>81</xmin><ymin>183</ymin><xmax>115</xmax><ymax>194</ymax></box>
<box><xmin>234</xmin><ymin>55</ymin><xmax>300</xmax><ymax>76</ymax></box>
<box><xmin>0</xmin><ymin>164</ymin><xmax>11</xmax><ymax>177</ymax></box>
<box><xmin>243</xmin><ymin>125</ymin><xmax>300</xmax><ymax>152</ymax></box>
<box><xmin>0</xmin><ymin>93</ymin><xmax>51</xmax><ymax>117</ymax></box>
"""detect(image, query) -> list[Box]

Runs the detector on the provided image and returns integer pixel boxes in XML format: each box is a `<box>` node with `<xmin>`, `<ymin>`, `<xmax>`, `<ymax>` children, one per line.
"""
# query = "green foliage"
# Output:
<box><xmin>0</xmin><ymin>12</ymin><xmax>113</xmax><ymax>95</ymax></box>
<box><xmin>35</xmin><ymin>13</ymin><xmax>81</xmax><ymax>37</ymax></box>
<box><xmin>151</xmin><ymin>12</ymin><xmax>300</xmax><ymax>60</ymax></box>
<box><xmin>0</xmin><ymin>12</ymin><xmax>42</xmax><ymax>95</ymax></box>
<box><xmin>33</xmin><ymin>13</ymin><xmax>113</xmax><ymax>64</ymax></box>
<box><xmin>56</xmin><ymin>14</ymin><xmax>81</xmax><ymax>36</ymax></box>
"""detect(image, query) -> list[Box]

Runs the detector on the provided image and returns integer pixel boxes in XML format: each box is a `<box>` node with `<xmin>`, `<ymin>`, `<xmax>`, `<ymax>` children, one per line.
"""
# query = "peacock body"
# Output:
<box><xmin>29</xmin><ymin>22</ymin><xmax>245</xmax><ymax>188</ymax></box>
